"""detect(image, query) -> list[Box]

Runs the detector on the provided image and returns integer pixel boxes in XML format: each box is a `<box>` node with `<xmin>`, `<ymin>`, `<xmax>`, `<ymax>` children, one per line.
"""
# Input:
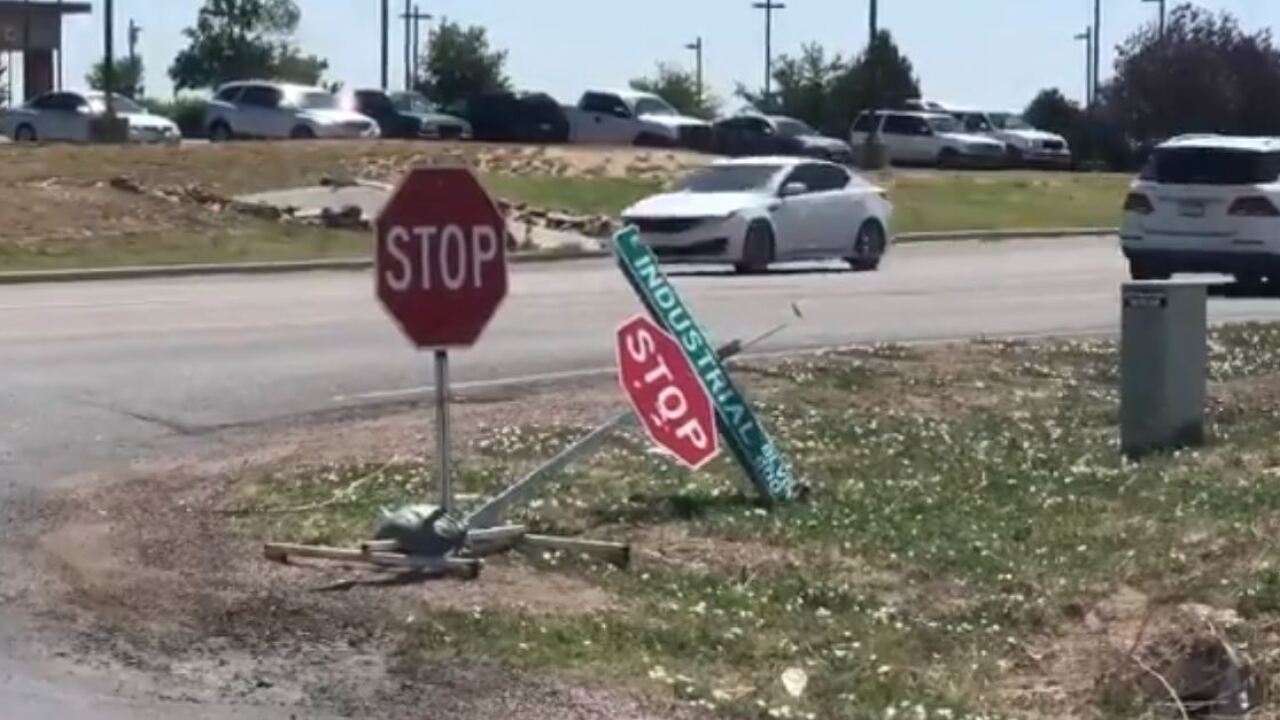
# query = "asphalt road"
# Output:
<box><xmin>3</xmin><ymin>234</ymin><xmax>1279</xmax><ymax>717</ymax></box>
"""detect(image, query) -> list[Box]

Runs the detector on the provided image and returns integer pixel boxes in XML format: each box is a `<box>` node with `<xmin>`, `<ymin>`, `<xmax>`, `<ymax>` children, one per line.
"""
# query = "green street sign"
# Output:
<box><xmin>613</xmin><ymin>227</ymin><xmax>801</xmax><ymax>502</ymax></box>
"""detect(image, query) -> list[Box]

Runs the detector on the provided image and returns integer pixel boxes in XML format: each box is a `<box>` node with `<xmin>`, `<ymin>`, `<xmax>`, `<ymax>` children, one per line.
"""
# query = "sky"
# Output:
<box><xmin>45</xmin><ymin>0</ymin><xmax>1280</xmax><ymax>111</ymax></box>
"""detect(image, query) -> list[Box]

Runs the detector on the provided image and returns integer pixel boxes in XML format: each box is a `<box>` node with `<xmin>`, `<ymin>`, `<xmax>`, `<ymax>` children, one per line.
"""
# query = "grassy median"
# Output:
<box><xmin>230</xmin><ymin>326</ymin><xmax>1280</xmax><ymax>720</ymax></box>
<box><xmin>0</xmin><ymin>141</ymin><xmax>1128</xmax><ymax>272</ymax></box>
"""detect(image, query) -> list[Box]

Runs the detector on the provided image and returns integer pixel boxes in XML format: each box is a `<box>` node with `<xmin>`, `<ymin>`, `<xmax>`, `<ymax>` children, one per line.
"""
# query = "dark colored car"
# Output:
<box><xmin>348</xmin><ymin>89</ymin><xmax>472</xmax><ymax>140</ymax></box>
<box><xmin>464</xmin><ymin>91</ymin><xmax>570</xmax><ymax>144</ymax></box>
<box><xmin>712</xmin><ymin>114</ymin><xmax>855</xmax><ymax>164</ymax></box>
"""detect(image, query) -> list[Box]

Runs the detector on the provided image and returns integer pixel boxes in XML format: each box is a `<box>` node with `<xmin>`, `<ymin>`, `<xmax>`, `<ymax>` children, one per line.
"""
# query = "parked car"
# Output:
<box><xmin>564</xmin><ymin>89</ymin><xmax>712</xmax><ymax>150</ymax></box>
<box><xmin>1</xmin><ymin>91</ymin><xmax>180</xmax><ymax>144</ymax></box>
<box><xmin>712</xmin><ymin>114</ymin><xmax>855</xmax><ymax>164</ymax></box>
<box><xmin>621</xmin><ymin>156</ymin><xmax>893</xmax><ymax>273</ymax></box>
<box><xmin>1121</xmin><ymin>135</ymin><xmax>1280</xmax><ymax>284</ymax></box>
<box><xmin>849</xmin><ymin>110</ymin><xmax>1007</xmax><ymax>168</ymax></box>
<box><xmin>205</xmin><ymin>81</ymin><xmax>380</xmax><ymax>141</ymax></box>
<box><xmin>948</xmin><ymin>108</ymin><xmax>1072</xmax><ymax>167</ymax></box>
<box><xmin>342</xmin><ymin>89</ymin><xmax>471</xmax><ymax>140</ymax></box>
<box><xmin>464</xmin><ymin>90</ymin><xmax>570</xmax><ymax>143</ymax></box>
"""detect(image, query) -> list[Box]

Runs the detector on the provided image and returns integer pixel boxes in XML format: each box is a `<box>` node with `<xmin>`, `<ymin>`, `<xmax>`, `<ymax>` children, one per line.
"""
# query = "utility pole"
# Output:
<box><xmin>1143</xmin><ymin>0</ymin><xmax>1166</xmax><ymax>38</ymax></box>
<box><xmin>381</xmin><ymin>0</ymin><xmax>389</xmax><ymax>89</ymax></box>
<box><xmin>103</xmin><ymin>0</ymin><xmax>114</xmax><ymax>115</ymax></box>
<box><xmin>401</xmin><ymin>3</ymin><xmax>431</xmax><ymax>91</ymax></box>
<box><xmin>127</xmin><ymin>19</ymin><xmax>139</xmax><ymax>97</ymax></box>
<box><xmin>1092</xmin><ymin>0</ymin><xmax>1101</xmax><ymax>104</ymax></box>
<box><xmin>55</xmin><ymin>0</ymin><xmax>61</xmax><ymax>89</ymax></box>
<box><xmin>1075</xmin><ymin>27</ymin><xmax>1093</xmax><ymax>106</ymax></box>
<box><xmin>685</xmin><ymin>37</ymin><xmax>703</xmax><ymax>106</ymax></box>
<box><xmin>751</xmin><ymin>1</ymin><xmax>784</xmax><ymax>105</ymax></box>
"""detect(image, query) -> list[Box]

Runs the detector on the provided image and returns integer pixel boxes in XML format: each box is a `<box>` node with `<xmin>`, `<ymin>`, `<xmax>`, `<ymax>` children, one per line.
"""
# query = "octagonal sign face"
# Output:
<box><xmin>375</xmin><ymin>166</ymin><xmax>508</xmax><ymax>349</ymax></box>
<box><xmin>616</xmin><ymin>314</ymin><xmax>720</xmax><ymax>470</ymax></box>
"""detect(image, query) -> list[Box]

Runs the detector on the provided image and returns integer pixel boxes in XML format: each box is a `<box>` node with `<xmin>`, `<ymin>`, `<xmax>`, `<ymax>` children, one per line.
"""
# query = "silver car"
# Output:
<box><xmin>0</xmin><ymin>91</ymin><xmax>180</xmax><ymax>144</ymax></box>
<box><xmin>205</xmin><ymin>81</ymin><xmax>381</xmax><ymax>141</ymax></box>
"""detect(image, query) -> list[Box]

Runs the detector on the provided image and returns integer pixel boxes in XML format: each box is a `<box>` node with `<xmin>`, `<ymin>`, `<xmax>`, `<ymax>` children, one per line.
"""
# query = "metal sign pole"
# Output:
<box><xmin>434</xmin><ymin>349</ymin><xmax>453</xmax><ymax>514</ymax></box>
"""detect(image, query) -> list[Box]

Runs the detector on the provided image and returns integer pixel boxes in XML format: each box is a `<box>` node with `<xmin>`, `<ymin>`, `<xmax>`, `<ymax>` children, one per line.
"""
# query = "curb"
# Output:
<box><xmin>0</xmin><ymin>230</ymin><xmax>1116</xmax><ymax>285</ymax></box>
<box><xmin>897</xmin><ymin>227</ymin><xmax>1116</xmax><ymax>242</ymax></box>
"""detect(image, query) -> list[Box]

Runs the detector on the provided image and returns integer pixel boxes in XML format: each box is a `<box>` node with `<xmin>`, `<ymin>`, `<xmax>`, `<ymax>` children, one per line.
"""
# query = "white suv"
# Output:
<box><xmin>949</xmin><ymin>109</ymin><xmax>1072</xmax><ymax>168</ymax></box>
<box><xmin>205</xmin><ymin>81</ymin><xmax>380</xmax><ymax>141</ymax></box>
<box><xmin>1121</xmin><ymin>135</ymin><xmax>1280</xmax><ymax>284</ymax></box>
<box><xmin>850</xmin><ymin>111</ymin><xmax>1007</xmax><ymax>168</ymax></box>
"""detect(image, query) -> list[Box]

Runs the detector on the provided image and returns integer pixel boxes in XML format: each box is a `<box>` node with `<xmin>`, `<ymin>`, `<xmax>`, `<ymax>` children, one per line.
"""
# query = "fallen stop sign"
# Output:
<box><xmin>616</xmin><ymin>315</ymin><xmax>720</xmax><ymax>470</ymax></box>
<box><xmin>376</xmin><ymin>166</ymin><xmax>508</xmax><ymax>348</ymax></box>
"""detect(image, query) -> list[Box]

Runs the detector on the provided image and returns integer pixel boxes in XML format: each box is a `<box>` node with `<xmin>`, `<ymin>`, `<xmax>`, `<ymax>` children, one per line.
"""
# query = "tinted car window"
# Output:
<box><xmin>216</xmin><ymin>86</ymin><xmax>243</xmax><ymax>102</ymax></box>
<box><xmin>1141</xmin><ymin>148</ymin><xmax>1280</xmax><ymax>185</ymax></box>
<box><xmin>852</xmin><ymin>113</ymin><xmax>879</xmax><ymax>133</ymax></box>
<box><xmin>881</xmin><ymin>114</ymin><xmax>918</xmax><ymax>135</ymax></box>
<box><xmin>581</xmin><ymin>92</ymin><xmax>627</xmax><ymax>116</ymax></box>
<box><xmin>35</xmin><ymin>93</ymin><xmax>84</xmax><ymax>111</ymax></box>
<box><xmin>782</xmin><ymin>165</ymin><xmax>828</xmax><ymax>194</ymax></box>
<box><xmin>239</xmin><ymin>86</ymin><xmax>282</xmax><ymax>108</ymax></box>
<box><xmin>356</xmin><ymin>91</ymin><xmax>395</xmax><ymax>114</ymax></box>
<box><xmin>809</xmin><ymin>164</ymin><xmax>851</xmax><ymax>192</ymax></box>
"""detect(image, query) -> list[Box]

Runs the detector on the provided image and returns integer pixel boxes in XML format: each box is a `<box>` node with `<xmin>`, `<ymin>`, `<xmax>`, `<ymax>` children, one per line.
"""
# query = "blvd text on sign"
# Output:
<box><xmin>613</xmin><ymin>227</ymin><xmax>800</xmax><ymax>502</ymax></box>
<box><xmin>617</xmin><ymin>315</ymin><xmax>720</xmax><ymax>470</ymax></box>
<box><xmin>375</xmin><ymin>166</ymin><xmax>508</xmax><ymax>349</ymax></box>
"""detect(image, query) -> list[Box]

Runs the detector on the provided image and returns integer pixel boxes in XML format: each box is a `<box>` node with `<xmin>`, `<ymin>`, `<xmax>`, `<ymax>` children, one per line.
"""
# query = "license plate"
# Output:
<box><xmin>1179</xmin><ymin>200</ymin><xmax>1207</xmax><ymax>218</ymax></box>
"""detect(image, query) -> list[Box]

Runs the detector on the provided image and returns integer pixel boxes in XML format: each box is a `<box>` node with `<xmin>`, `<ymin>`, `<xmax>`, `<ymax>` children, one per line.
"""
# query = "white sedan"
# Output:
<box><xmin>621</xmin><ymin>157</ymin><xmax>893</xmax><ymax>273</ymax></box>
<box><xmin>1</xmin><ymin>91</ymin><xmax>180</xmax><ymax>144</ymax></box>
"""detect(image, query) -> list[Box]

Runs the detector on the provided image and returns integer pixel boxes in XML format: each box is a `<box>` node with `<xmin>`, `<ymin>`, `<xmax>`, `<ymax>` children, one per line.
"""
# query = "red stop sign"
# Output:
<box><xmin>376</xmin><ymin>167</ymin><xmax>508</xmax><ymax>348</ymax></box>
<box><xmin>616</xmin><ymin>315</ymin><xmax>720</xmax><ymax>470</ymax></box>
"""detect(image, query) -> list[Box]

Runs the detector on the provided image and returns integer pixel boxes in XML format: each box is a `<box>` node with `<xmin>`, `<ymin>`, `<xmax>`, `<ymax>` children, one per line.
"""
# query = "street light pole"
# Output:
<box><xmin>685</xmin><ymin>37</ymin><xmax>703</xmax><ymax>106</ymax></box>
<box><xmin>1075</xmin><ymin>27</ymin><xmax>1093</xmax><ymax>106</ymax></box>
<box><xmin>103</xmin><ymin>0</ymin><xmax>114</xmax><ymax>116</ymax></box>
<box><xmin>1092</xmin><ymin>0</ymin><xmax>1101</xmax><ymax>103</ymax></box>
<box><xmin>751</xmin><ymin>1</ymin><xmax>784</xmax><ymax>105</ymax></box>
<box><xmin>381</xmin><ymin>0</ymin><xmax>389</xmax><ymax>89</ymax></box>
<box><xmin>1143</xmin><ymin>0</ymin><xmax>1166</xmax><ymax>38</ymax></box>
<box><xmin>127</xmin><ymin>19</ymin><xmax>140</xmax><ymax>97</ymax></box>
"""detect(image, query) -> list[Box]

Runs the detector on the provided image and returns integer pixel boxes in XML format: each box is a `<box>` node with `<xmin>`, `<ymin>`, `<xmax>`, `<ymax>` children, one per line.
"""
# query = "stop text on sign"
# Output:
<box><xmin>383</xmin><ymin>224</ymin><xmax>502</xmax><ymax>292</ymax></box>
<box><xmin>616</xmin><ymin>315</ymin><xmax>720</xmax><ymax>470</ymax></box>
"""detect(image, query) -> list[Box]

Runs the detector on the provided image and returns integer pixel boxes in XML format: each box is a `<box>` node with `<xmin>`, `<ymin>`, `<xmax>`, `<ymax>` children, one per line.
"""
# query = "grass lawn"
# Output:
<box><xmin>0</xmin><ymin>139</ymin><xmax>1129</xmax><ymax>272</ymax></box>
<box><xmin>235</xmin><ymin>326</ymin><xmax>1280</xmax><ymax>720</ymax></box>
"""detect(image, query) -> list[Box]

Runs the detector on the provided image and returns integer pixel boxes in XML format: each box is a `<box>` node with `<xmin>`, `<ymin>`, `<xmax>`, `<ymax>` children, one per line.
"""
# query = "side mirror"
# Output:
<box><xmin>611</xmin><ymin>107</ymin><xmax>631</xmax><ymax>119</ymax></box>
<box><xmin>780</xmin><ymin>181</ymin><xmax>808</xmax><ymax>198</ymax></box>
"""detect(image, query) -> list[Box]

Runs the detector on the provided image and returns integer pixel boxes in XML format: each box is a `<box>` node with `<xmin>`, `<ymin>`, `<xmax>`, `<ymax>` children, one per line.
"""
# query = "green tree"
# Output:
<box><xmin>1024</xmin><ymin>88</ymin><xmax>1082</xmax><ymax>138</ymax></box>
<box><xmin>630</xmin><ymin>64</ymin><xmax>717</xmax><ymax>119</ymax></box>
<box><xmin>1107</xmin><ymin>4</ymin><xmax>1280</xmax><ymax>147</ymax></box>
<box><xmin>87</xmin><ymin>56</ymin><xmax>145</xmax><ymax>98</ymax></box>
<box><xmin>169</xmin><ymin>0</ymin><xmax>328</xmax><ymax>90</ymax></box>
<box><xmin>738</xmin><ymin>31</ymin><xmax>920</xmax><ymax>136</ymax></box>
<box><xmin>415</xmin><ymin>20</ymin><xmax>509</xmax><ymax>109</ymax></box>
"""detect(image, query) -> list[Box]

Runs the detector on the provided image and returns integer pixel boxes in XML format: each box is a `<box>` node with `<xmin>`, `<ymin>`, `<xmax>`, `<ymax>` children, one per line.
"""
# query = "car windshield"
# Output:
<box><xmin>676</xmin><ymin>165</ymin><xmax>780</xmax><ymax>193</ymax></box>
<box><xmin>634</xmin><ymin>96</ymin><xmax>677</xmax><ymax>116</ymax></box>
<box><xmin>87</xmin><ymin>95</ymin><xmax>142</xmax><ymax>114</ymax></box>
<box><xmin>927</xmin><ymin>115</ymin><xmax>962</xmax><ymax>133</ymax></box>
<box><xmin>393</xmin><ymin>92</ymin><xmax>435</xmax><ymax>113</ymax></box>
<box><xmin>289</xmin><ymin>90</ymin><xmax>337</xmax><ymax>110</ymax></box>
<box><xmin>991</xmin><ymin>113</ymin><xmax>1032</xmax><ymax>130</ymax></box>
<box><xmin>773</xmin><ymin>118</ymin><xmax>817</xmax><ymax>137</ymax></box>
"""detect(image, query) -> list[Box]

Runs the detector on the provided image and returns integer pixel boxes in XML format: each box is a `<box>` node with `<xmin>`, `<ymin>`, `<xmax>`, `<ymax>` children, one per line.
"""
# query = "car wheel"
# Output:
<box><xmin>734</xmin><ymin>221</ymin><xmax>775</xmax><ymax>275</ymax></box>
<box><xmin>14</xmin><ymin>124</ymin><xmax>37</xmax><ymax>142</ymax></box>
<box><xmin>1129</xmin><ymin>261</ymin><xmax>1171</xmax><ymax>281</ymax></box>
<box><xmin>290</xmin><ymin>125</ymin><xmax>316</xmax><ymax>140</ymax></box>
<box><xmin>937</xmin><ymin>148</ymin><xmax>960</xmax><ymax>169</ymax></box>
<box><xmin>1006</xmin><ymin>145</ymin><xmax>1024</xmax><ymax>166</ymax></box>
<box><xmin>848</xmin><ymin>220</ymin><xmax>887</xmax><ymax>272</ymax></box>
<box><xmin>208</xmin><ymin>122</ymin><xmax>232</xmax><ymax>143</ymax></box>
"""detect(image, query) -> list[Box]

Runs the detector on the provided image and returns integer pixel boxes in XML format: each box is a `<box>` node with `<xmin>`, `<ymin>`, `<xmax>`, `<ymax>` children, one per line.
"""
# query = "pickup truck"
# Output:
<box><xmin>563</xmin><ymin>90</ymin><xmax>712</xmax><ymax>150</ymax></box>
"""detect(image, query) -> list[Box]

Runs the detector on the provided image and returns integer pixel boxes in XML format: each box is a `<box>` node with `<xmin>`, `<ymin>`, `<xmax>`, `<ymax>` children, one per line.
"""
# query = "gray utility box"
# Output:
<box><xmin>1120</xmin><ymin>281</ymin><xmax>1209</xmax><ymax>458</ymax></box>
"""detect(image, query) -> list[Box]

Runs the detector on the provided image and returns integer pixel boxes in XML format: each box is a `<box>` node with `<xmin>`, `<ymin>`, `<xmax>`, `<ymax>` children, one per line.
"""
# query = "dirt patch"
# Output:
<box><xmin>998</xmin><ymin>587</ymin><xmax>1267</xmax><ymax>719</ymax></box>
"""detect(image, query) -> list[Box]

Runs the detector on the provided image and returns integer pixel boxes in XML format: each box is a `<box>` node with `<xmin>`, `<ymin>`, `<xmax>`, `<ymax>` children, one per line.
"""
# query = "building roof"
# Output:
<box><xmin>0</xmin><ymin>1</ymin><xmax>91</xmax><ymax>14</ymax></box>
